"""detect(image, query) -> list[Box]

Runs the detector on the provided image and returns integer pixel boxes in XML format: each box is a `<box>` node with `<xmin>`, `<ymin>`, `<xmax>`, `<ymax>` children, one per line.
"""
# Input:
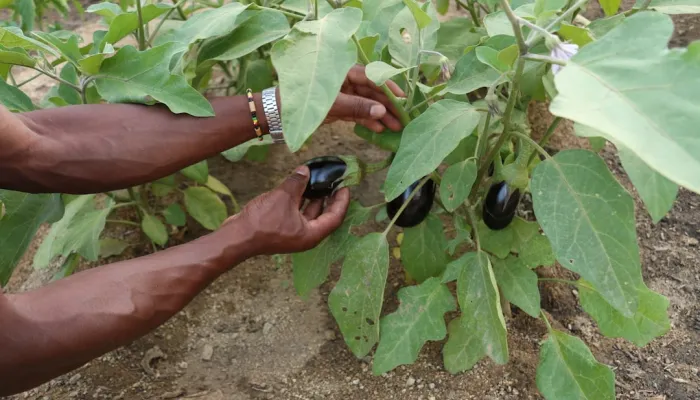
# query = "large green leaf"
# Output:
<box><xmin>57</xmin><ymin>63</ymin><xmax>81</xmax><ymax>105</ymax></box>
<box><xmin>579</xmin><ymin>281</ymin><xmax>670</xmax><ymax>347</ymax></box>
<box><xmin>402</xmin><ymin>0</ymin><xmax>432</xmax><ymax>29</ymax></box>
<box><xmin>444</xmin><ymin>50</ymin><xmax>504</xmax><ymax>95</ymax></box>
<box><xmin>550</xmin><ymin>12</ymin><xmax>700</xmax><ymax>195</ymax></box>
<box><xmin>439</xmin><ymin>158</ymin><xmax>477</xmax><ymax>212</ymax></box>
<box><xmin>443</xmin><ymin>251</ymin><xmax>508</xmax><ymax>373</ymax></box>
<box><xmin>634</xmin><ymin>0</ymin><xmax>700</xmax><ymax>13</ymax></box>
<box><xmin>0</xmin><ymin>191</ymin><xmax>63</xmax><ymax>286</ymax></box>
<box><xmin>0</xmin><ymin>46</ymin><xmax>36</xmax><ymax>68</ymax></box>
<box><xmin>292</xmin><ymin>202</ymin><xmax>371</xmax><ymax>298</ymax></box>
<box><xmin>383</xmin><ymin>100</ymin><xmax>482</xmax><ymax>201</ymax></box>
<box><xmin>518</xmin><ymin>234</ymin><xmax>555</xmax><ymax>269</ymax></box>
<box><xmin>103</xmin><ymin>3</ymin><xmax>172</xmax><ymax>45</ymax></box>
<box><xmin>536</xmin><ymin>330</ymin><xmax>615</xmax><ymax>400</ymax></box>
<box><xmin>328</xmin><ymin>232</ymin><xmax>389</xmax><ymax>358</ymax></box>
<box><xmin>0</xmin><ymin>27</ymin><xmax>58</xmax><ymax>55</ymax></box>
<box><xmin>388</xmin><ymin>3</ymin><xmax>439</xmax><ymax>67</ymax></box>
<box><xmin>32</xmin><ymin>32</ymin><xmax>82</xmax><ymax>67</ymax></box>
<box><xmin>271</xmin><ymin>7</ymin><xmax>362</xmax><ymax>152</ymax></box>
<box><xmin>491</xmin><ymin>256</ymin><xmax>541</xmax><ymax>318</ymax></box>
<box><xmin>365</xmin><ymin>61</ymin><xmax>413</xmax><ymax>86</ymax></box>
<box><xmin>400</xmin><ymin>214</ymin><xmax>448</xmax><ymax>282</ymax></box>
<box><xmin>363</xmin><ymin>0</ymin><xmax>404</xmax><ymax>51</ymax></box>
<box><xmin>373</xmin><ymin>277</ymin><xmax>455</xmax><ymax>374</ymax></box>
<box><xmin>436</xmin><ymin>17</ymin><xmax>482</xmax><ymax>61</ymax></box>
<box><xmin>180</xmin><ymin>160</ymin><xmax>208</xmax><ymax>184</ymax></box>
<box><xmin>531</xmin><ymin>150</ymin><xmax>642</xmax><ymax>317</ymax></box>
<box><xmin>142</xmin><ymin>213</ymin><xmax>168</xmax><ymax>246</ymax></box>
<box><xmin>162</xmin><ymin>204</ymin><xmax>186</xmax><ymax>227</ymax></box>
<box><xmin>183</xmin><ymin>187</ymin><xmax>227</xmax><ymax>230</ymax></box>
<box><xmin>94</xmin><ymin>44</ymin><xmax>214</xmax><ymax>117</ymax></box>
<box><xmin>86</xmin><ymin>2</ymin><xmax>122</xmax><ymax>22</ymax></box>
<box><xmin>479</xmin><ymin>217</ymin><xmax>539</xmax><ymax>259</ymax></box>
<box><xmin>198</xmin><ymin>9</ymin><xmax>290</xmax><ymax>62</ymax></box>
<box><xmin>0</xmin><ymin>78</ymin><xmax>35</xmax><ymax>111</ymax></box>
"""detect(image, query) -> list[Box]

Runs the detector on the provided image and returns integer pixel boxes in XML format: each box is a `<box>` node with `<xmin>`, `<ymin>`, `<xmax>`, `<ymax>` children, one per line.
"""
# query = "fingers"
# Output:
<box><xmin>302</xmin><ymin>199</ymin><xmax>324</xmax><ymax>220</ymax></box>
<box><xmin>278</xmin><ymin>166</ymin><xmax>310</xmax><ymax>209</ymax></box>
<box><xmin>354</xmin><ymin>86</ymin><xmax>403</xmax><ymax>131</ymax></box>
<box><xmin>330</xmin><ymin>92</ymin><xmax>387</xmax><ymax>123</ymax></box>
<box><xmin>347</xmin><ymin>65</ymin><xmax>406</xmax><ymax>97</ymax></box>
<box><xmin>306</xmin><ymin>188</ymin><xmax>350</xmax><ymax>243</ymax></box>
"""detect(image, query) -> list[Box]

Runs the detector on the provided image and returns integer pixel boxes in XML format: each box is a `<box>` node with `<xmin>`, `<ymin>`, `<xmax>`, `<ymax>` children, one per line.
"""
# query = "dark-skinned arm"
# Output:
<box><xmin>0</xmin><ymin>65</ymin><xmax>405</xmax><ymax>194</ymax></box>
<box><xmin>0</xmin><ymin>167</ymin><xmax>350</xmax><ymax>396</ymax></box>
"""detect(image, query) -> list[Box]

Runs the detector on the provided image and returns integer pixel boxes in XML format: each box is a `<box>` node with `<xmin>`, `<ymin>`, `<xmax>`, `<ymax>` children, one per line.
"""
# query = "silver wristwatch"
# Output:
<box><xmin>262</xmin><ymin>87</ymin><xmax>284</xmax><ymax>144</ymax></box>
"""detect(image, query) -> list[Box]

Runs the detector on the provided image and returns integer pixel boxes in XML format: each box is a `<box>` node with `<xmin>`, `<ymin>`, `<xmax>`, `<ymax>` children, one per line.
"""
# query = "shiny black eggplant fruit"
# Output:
<box><xmin>303</xmin><ymin>156</ymin><xmax>347</xmax><ymax>199</ymax></box>
<box><xmin>386</xmin><ymin>178</ymin><xmax>436</xmax><ymax>228</ymax></box>
<box><xmin>483</xmin><ymin>181</ymin><xmax>520</xmax><ymax>230</ymax></box>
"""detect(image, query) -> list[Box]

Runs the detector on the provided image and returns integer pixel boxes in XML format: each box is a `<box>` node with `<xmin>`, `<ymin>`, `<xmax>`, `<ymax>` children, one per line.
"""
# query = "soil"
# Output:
<box><xmin>4</xmin><ymin>2</ymin><xmax>700</xmax><ymax>400</ymax></box>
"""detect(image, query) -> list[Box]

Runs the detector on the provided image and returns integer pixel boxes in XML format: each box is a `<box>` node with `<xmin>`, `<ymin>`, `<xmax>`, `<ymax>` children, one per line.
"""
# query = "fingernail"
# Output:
<box><xmin>294</xmin><ymin>166</ymin><xmax>309</xmax><ymax>176</ymax></box>
<box><xmin>370</xmin><ymin>105</ymin><xmax>385</xmax><ymax>119</ymax></box>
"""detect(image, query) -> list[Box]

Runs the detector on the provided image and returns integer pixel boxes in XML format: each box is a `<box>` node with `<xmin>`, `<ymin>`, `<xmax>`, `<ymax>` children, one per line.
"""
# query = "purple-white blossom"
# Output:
<box><xmin>550</xmin><ymin>42</ymin><xmax>579</xmax><ymax>74</ymax></box>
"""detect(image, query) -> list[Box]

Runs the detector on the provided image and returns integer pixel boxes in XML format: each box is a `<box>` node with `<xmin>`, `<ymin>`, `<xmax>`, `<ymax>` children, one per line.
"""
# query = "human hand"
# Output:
<box><xmin>235</xmin><ymin>166</ymin><xmax>350</xmax><ymax>255</ymax></box>
<box><xmin>324</xmin><ymin>64</ymin><xmax>406</xmax><ymax>133</ymax></box>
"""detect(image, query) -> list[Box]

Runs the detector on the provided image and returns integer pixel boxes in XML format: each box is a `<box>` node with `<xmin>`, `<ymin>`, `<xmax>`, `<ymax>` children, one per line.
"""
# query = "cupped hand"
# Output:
<box><xmin>236</xmin><ymin>166</ymin><xmax>350</xmax><ymax>255</ymax></box>
<box><xmin>325</xmin><ymin>64</ymin><xmax>406</xmax><ymax>133</ymax></box>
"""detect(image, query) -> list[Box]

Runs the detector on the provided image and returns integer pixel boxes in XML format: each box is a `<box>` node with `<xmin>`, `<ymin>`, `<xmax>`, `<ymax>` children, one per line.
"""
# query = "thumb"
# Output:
<box><xmin>279</xmin><ymin>165</ymin><xmax>310</xmax><ymax>206</ymax></box>
<box><xmin>333</xmin><ymin>93</ymin><xmax>386</xmax><ymax>121</ymax></box>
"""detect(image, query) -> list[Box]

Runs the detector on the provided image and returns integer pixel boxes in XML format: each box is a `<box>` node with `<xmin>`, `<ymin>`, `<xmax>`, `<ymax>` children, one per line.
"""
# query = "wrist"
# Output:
<box><xmin>197</xmin><ymin>214</ymin><xmax>259</xmax><ymax>270</ymax></box>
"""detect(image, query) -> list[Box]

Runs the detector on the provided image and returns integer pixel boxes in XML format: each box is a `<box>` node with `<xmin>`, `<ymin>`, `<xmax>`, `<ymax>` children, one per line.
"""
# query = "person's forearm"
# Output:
<box><xmin>0</xmin><ymin>216</ymin><xmax>255</xmax><ymax>396</ymax></box>
<box><xmin>0</xmin><ymin>93</ymin><xmax>274</xmax><ymax>194</ymax></box>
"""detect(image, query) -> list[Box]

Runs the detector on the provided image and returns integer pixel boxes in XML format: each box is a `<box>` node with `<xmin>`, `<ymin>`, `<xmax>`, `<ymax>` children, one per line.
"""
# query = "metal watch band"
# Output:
<box><xmin>262</xmin><ymin>87</ymin><xmax>284</xmax><ymax>144</ymax></box>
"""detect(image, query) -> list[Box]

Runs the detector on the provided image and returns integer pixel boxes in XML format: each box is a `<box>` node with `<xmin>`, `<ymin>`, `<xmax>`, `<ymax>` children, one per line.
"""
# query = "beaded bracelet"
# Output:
<box><xmin>246</xmin><ymin>89</ymin><xmax>263</xmax><ymax>141</ymax></box>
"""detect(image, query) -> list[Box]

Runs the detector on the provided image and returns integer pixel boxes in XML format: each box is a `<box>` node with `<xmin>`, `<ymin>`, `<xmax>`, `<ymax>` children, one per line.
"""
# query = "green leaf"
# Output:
<box><xmin>491</xmin><ymin>256</ymin><xmax>541</xmax><ymax>318</ymax></box>
<box><xmin>558</xmin><ymin>23</ymin><xmax>594</xmax><ymax>47</ymax></box>
<box><xmin>354</xmin><ymin>124</ymin><xmax>401</xmax><ymax>153</ymax></box>
<box><xmin>79</xmin><ymin>43</ymin><xmax>114</xmax><ymax>75</ymax></box>
<box><xmin>439</xmin><ymin>158</ymin><xmax>477</xmax><ymax>212</ymax></box>
<box><xmin>618</xmin><ymin>145</ymin><xmax>678</xmax><ymax>224</ymax></box>
<box><xmin>531</xmin><ymin>149</ymin><xmax>642</xmax><ymax>317</ymax></box>
<box><xmin>0</xmin><ymin>191</ymin><xmax>63</xmax><ymax>286</ymax></box>
<box><xmin>328</xmin><ymin>232</ymin><xmax>389</xmax><ymax>358</ymax></box>
<box><xmin>443</xmin><ymin>251</ymin><xmax>508</xmax><ymax>373</ymax></box>
<box><xmin>198</xmin><ymin>9</ymin><xmax>290</xmax><ymax>62</ymax></box>
<box><xmin>446</xmin><ymin>214</ymin><xmax>471</xmax><ymax>256</ymax></box>
<box><xmin>293</xmin><ymin>202</ymin><xmax>371</xmax><ymax>298</ymax></box>
<box><xmin>518</xmin><ymin>234</ymin><xmax>555</xmax><ymax>268</ymax></box>
<box><xmin>0</xmin><ymin>27</ymin><xmax>58</xmax><ymax>55</ymax></box>
<box><xmin>281</xmin><ymin>0</ymin><xmax>333</xmax><ymax>16</ymax></box>
<box><xmin>99</xmin><ymin>238</ymin><xmax>129</xmax><ymax>258</ymax></box>
<box><xmin>601</xmin><ymin>0</ymin><xmax>621</xmax><ymax>16</ymax></box>
<box><xmin>497</xmin><ymin>44</ymin><xmax>519</xmax><ymax>68</ymax></box>
<box><xmin>587</xmin><ymin>14</ymin><xmax>626</xmax><ymax>38</ymax></box>
<box><xmin>579</xmin><ymin>281</ymin><xmax>670</xmax><ymax>347</ymax></box>
<box><xmin>163</xmin><ymin>203</ymin><xmax>186</xmax><ymax>227</ymax></box>
<box><xmin>86</xmin><ymin>2</ymin><xmax>123</xmax><ymax>22</ymax></box>
<box><xmin>32</xmin><ymin>32</ymin><xmax>82</xmax><ymax>67</ymax></box>
<box><xmin>534</xmin><ymin>0</ymin><xmax>567</xmax><ymax>15</ymax></box>
<box><xmin>402</xmin><ymin>0</ymin><xmax>432</xmax><ymax>29</ymax></box>
<box><xmin>357</xmin><ymin>34</ymin><xmax>380</xmax><ymax>62</ymax></box>
<box><xmin>183</xmin><ymin>187</ymin><xmax>227</xmax><ymax>230</ymax></box>
<box><xmin>634</xmin><ymin>0</ymin><xmax>700</xmax><ymax>13</ymax></box>
<box><xmin>401</xmin><ymin>214</ymin><xmax>448</xmax><ymax>282</ymax></box>
<box><xmin>483</xmin><ymin>6</ymin><xmax>533</xmax><ymax>37</ymax></box>
<box><xmin>16</xmin><ymin>0</ymin><xmax>35</xmax><ymax>31</ymax></box>
<box><xmin>180</xmin><ymin>160</ymin><xmax>209</xmax><ymax>184</ymax></box>
<box><xmin>388</xmin><ymin>4</ymin><xmax>439</xmax><ymax>67</ymax></box>
<box><xmin>205</xmin><ymin>175</ymin><xmax>233</xmax><ymax>198</ymax></box>
<box><xmin>57</xmin><ymin>63</ymin><xmax>81</xmax><ymax>105</ymax></box>
<box><xmin>271</xmin><ymin>7</ymin><xmax>362</xmax><ymax>152</ymax></box>
<box><xmin>0</xmin><ymin>46</ymin><xmax>36</xmax><ymax>67</ymax></box>
<box><xmin>589</xmin><ymin>137</ymin><xmax>607</xmax><ymax>152</ymax></box>
<box><xmin>222</xmin><ymin>136</ymin><xmax>274</xmax><ymax>162</ymax></box>
<box><xmin>437</xmin><ymin>0</ymin><xmax>450</xmax><ymax>14</ymax></box>
<box><xmin>363</xmin><ymin>0</ymin><xmax>404</xmax><ymax>51</ymax></box>
<box><xmin>366</xmin><ymin>61</ymin><xmax>413</xmax><ymax>86</ymax></box>
<box><xmin>94</xmin><ymin>44</ymin><xmax>214</xmax><ymax>117</ymax></box>
<box><xmin>550</xmin><ymin>12</ymin><xmax>700</xmax><ymax>196</ymax></box>
<box><xmin>104</xmin><ymin>3</ymin><xmax>172</xmax><ymax>45</ymax></box>
<box><xmin>444</xmin><ymin>50</ymin><xmax>504</xmax><ymax>95</ymax></box>
<box><xmin>142</xmin><ymin>213</ymin><xmax>168</xmax><ymax>246</ymax></box>
<box><xmin>435</xmin><ymin>17</ymin><xmax>482</xmax><ymax>61</ymax></box>
<box><xmin>536</xmin><ymin>330</ymin><xmax>615</xmax><ymax>400</ymax></box>
<box><xmin>0</xmin><ymin>78</ymin><xmax>35</xmax><ymax>111</ymax></box>
<box><xmin>383</xmin><ymin>100</ymin><xmax>482</xmax><ymax>201</ymax></box>
<box><xmin>475</xmin><ymin>46</ymin><xmax>509</xmax><ymax>73</ymax></box>
<box><xmin>373</xmin><ymin>277</ymin><xmax>455</xmax><ymax>374</ymax></box>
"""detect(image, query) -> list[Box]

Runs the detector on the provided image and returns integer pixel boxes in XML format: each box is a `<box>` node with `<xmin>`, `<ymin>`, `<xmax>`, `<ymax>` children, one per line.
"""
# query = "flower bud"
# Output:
<box><xmin>549</xmin><ymin>42</ymin><xmax>579</xmax><ymax>74</ymax></box>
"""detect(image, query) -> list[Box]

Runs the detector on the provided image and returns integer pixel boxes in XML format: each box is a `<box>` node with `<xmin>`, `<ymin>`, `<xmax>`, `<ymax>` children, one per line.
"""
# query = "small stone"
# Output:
<box><xmin>263</xmin><ymin>322</ymin><xmax>273</xmax><ymax>336</ymax></box>
<box><xmin>352</xmin><ymin>379</ymin><xmax>360</xmax><ymax>385</ymax></box>
<box><xmin>324</xmin><ymin>330</ymin><xmax>337</xmax><ymax>341</ymax></box>
<box><xmin>417</xmin><ymin>384</ymin><xmax>424</xmax><ymax>389</ymax></box>
<box><xmin>513</xmin><ymin>388</ymin><xmax>519</xmax><ymax>395</ymax></box>
<box><xmin>428</xmin><ymin>383</ymin><xmax>435</xmax><ymax>390</ymax></box>
<box><xmin>178</xmin><ymin>361</ymin><xmax>188</xmax><ymax>369</ymax></box>
<box><xmin>68</xmin><ymin>373</ymin><xmax>82</xmax><ymax>385</ymax></box>
<box><xmin>202</xmin><ymin>344</ymin><xmax>214</xmax><ymax>361</ymax></box>
<box><xmin>68</xmin><ymin>391</ymin><xmax>79</xmax><ymax>398</ymax></box>
<box><xmin>429</xmin><ymin>396</ymin><xmax>436</xmax><ymax>400</ymax></box>
<box><xmin>406</xmin><ymin>377</ymin><xmax>416</xmax><ymax>386</ymax></box>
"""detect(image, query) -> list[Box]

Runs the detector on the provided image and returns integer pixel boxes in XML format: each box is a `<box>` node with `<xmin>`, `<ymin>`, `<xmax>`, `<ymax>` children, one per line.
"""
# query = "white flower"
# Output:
<box><xmin>549</xmin><ymin>42</ymin><xmax>579</xmax><ymax>75</ymax></box>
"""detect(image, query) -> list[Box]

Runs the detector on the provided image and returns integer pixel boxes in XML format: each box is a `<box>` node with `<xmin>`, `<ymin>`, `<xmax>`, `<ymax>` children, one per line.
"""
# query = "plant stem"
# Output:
<box><xmin>107</xmin><ymin>219</ymin><xmax>140</xmax><ymax>227</ymax></box>
<box><xmin>175</xmin><ymin>0</ymin><xmax>187</xmax><ymax>19</ymax></box>
<box><xmin>352</xmin><ymin>36</ymin><xmax>412</xmax><ymax>126</ymax></box>
<box><xmin>127</xmin><ymin>188</ymin><xmax>145</xmax><ymax>221</ymax></box>
<box><xmin>522</xmin><ymin>53</ymin><xmax>567</xmax><ymax>66</ymax></box>
<box><xmin>456</xmin><ymin>0</ymin><xmax>481</xmax><ymax>27</ymax></box>
<box><xmin>230</xmin><ymin>194</ymin><xmax>241</xmax><ymax>214</ymax></box>
<box><xmin>408</xmin><ymin>93</ymin><xmax>437</xmax><ymax>113</ymax></box>
<box><xmin>540</xmin><ymin>310</ymin><xmax>553</xmax><ymax>332</ymax></box>
<box><xmin>267</xmin><ymin>4</ymin><xmax>306</xmax><ymax>19</ymax></box>
<box><xmin>510</xmin><ymin>130</ymin><xmax>554</xmax><ymax>162</ymax></box>
<box><xmin>405</xmin><ymin>31</ymin><xmax>423</xmax><ymax>111</ymax></box>
<box><xmin>31</xmin><ymin>68</ymin><xmax>81</xmax><ymax>91</ymax></box>
<box><xmin>16</xmin><ymin>72</ymin><xmax>42</xmax><ymax>87</ymax></box>
<box><xmin>526</xmin><ymin>0</ymin><xmax>589</xmax><ymax>47</ymax></box>
<box><xmin>112</xmin><ymin>201</ymin><xmax>138</xmax><ymax>210</ymax></box>
<box><xmin>314</xmin><ymin>0</ymin><xmax>318</xmax><ymax>19</ymax></box>
<box><xmin>475</xmin><ymin>112</ymin><xmax>492</xmax><ymax>159</ymax></box>
<box><xmin>135</xmin><ymin>0</ymin><xmax>147</xmax><ymax>51</ymax></box>
<box><xmin>500</xmin><ymin>0</ymin><xmax>528</xmax><ymax>53</ymax></box>
<box><xmin>465</xmin><ymin>203</ymin><xmax>481</xmax><ymax>251</ymax></box>
<box><xmin>148</xmin><ymin>0</ymin><xmax>188</xmax><ymax>47</ymax></box>
<box><xmin>528</xmin><ymin>117</ymin><xmax>560</xmax><ymax>164</ymax></box>
<box><xmin>468</xmin><ymin>58</ymin><xmax>526</xmax><ymax>204</ymax></box>
<box><xmin>382</xmin><ymin>176</ymin><xmax>430</xmax><ymax>236</ymax></box>
<box><xmin>517</xmin><ymin>16</ymin><xmax>554</xmax><ymax>38</ymax></box>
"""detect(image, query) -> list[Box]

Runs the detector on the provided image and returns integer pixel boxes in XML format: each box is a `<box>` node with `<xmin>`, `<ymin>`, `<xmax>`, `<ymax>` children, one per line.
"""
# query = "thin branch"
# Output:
<box><xmin>382</xmin><ymin>176</ymin><xmax>431</xmax><ymax>236</ymax></box>
<box><xmin>135</xmin><ymin>0</ymin><xmax>147</xmax><ymax>51</ymax></box>
<box><xmin>526</xmin><ymin>0</ymin><xmax>589</xmax><ymax>47</ymax></box>
<box><xmin>509</xmin><ymin>129</ymin><xmax>554</xmax><ymax>162</ymax></box>
<box><xmin>107</xmin><ymin>219</ymin><xmax>140</xmax><ymax>227</ymax></box>
<box><xmin>499</xmin><ymin>0</ymin><xmax>528</xmax><ymax>53</ymax></box>
<box><xmin>148</xmin><ymin>0</ymin><xmax>188</xmax><ymax>47</ymax></box>
<box><xmin>30</xmin><ymin>68</ymin><xmax>81</xmax><ymax>91</ymax></box>
<box><xmin>528</xmin><ymin>117</ymin><xmax>561</xmax><ymax>164</ymax></box>
<box><xmin>456</xmin><ymin>0</ymin><xmax>481</xmax><ymax>27</ymax></box>
<box><xmin>465</xmin><ymin>203</ymin><xmax>481</xmax><ymax>251</ymax></box>
<box><xmin>522</xmin><ymin>53</ymin><xmax>568</xmax><ymax>66</ymax></box>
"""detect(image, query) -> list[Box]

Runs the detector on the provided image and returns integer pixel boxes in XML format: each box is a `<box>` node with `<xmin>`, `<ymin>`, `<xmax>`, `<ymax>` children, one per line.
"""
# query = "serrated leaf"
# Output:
<box><xmin>443</xmin><ymin>251</ymin><xmax>508</xmax><ymax>373</ymax></box>
<box><xmin>180</xmin><ymin>160</ymin><xmax>208</xmax><ymax>184</ymax></box>
<box><xmin>634</xmin><ymin>0</ymin><xmax>700</xmax><ymax>13</ymax></box>
<box><xmin>0</xmin><ymin>78</ymin><xmax>35</xmax><ymax>111</ymax></box>
<box><xmin>103</xmin><ymin>3</ymin><xmax>172</xmax><ymax>45</ymax></box>
<box><xmin>550</xmin><ymin>12</ymin><xmax>700</xmax><ymax>196</ymax></box>
<box><xmin>373</xmin><ymin>277</ymin><xmax>455</xmax><ymax>374</ymax></box>
<box><xmin>531</xmin><ymin>149</ymin><xmax>642</xmax><ymax>317</ymax></box>
<box><xmin>401</xmin><ymin>214</ymin><xmax>448</xmax><ymax>282</ymax></box>
<box><xmin>366</xmin><ymin>61</ymin><xmax>413</xmax><ymax>86</ymax></box>
<box><xmin>293</xmin><ymin>202</ymin><xmax>371</xmax><ymax>298</ymax></box>
<box><xmin>0</xmin><ymin>191</ymin><xmax>63</xmax><ymax>286</ymax></box>
<box><xmin>32</xmin><ymin>32</ymin><xmax>82</xmax><ymax>67</ymax></box>
<box><xmin>536</xmin><ymin>330</ymin><xmax>615</xmax><ymax>400</ymax></box>
<box><xmin>163</xmin><ymin>203</ymin><xmax>186</xmax><ymax>227</ymax></box>
<box><xmin>579</xmin><ymin>281</ymin><xmax>670</xmax><ymax>347</ymax></box>
<box><xmin>439</xmin><ymin>158</ymin><xmax>477</xmax><ymax>212</ymax></box>
<box><xmin>402</xmin><ymin>0</ymin><xmax>432</xmax><ymax>29</ymax></box>
<box><xmin>0</xmin><ymin>27</ymin><xmax>58</xmax><ymax>55</ymax></box>
<box><xmin>383</xmin><ymin>100</ymin><xmax>482</xmax><ymax>201</ymax></box>
<box><xmin>198</xmin><ymin>9</ymin><xmax>290</xmax><ymax>62</ymax></box>
<box><xmin>142</xmin><ymin>213</ymin><xmax>168</xmax><ymax>246</ymax></box>
<box><xmin>183</xmin><ymin>187</ymin><xmax>227</xmax><ymax>230</ymax></box>
<box><xmin>518</xmin><ymin>234</ymin><xmax>555</xmax><ymax>268</ymax></box>
<box><xmin>271</xmin><ymin>7</ymin><xmax>362</xmax><ymax>152</ymax></box>
<box><xmin>99</xmin><ymin>238</ymin><xmax>129</xmax><ymax>258</ymax></box>
<box><xmin>94</xmin><ymin>44</ymin><xmax>214</xmax><ymax>117</ymax></box>
<box><xmin>558</xmin><ymin>23</ymin><xmax>594</xmax><ymax>47</ymax></box>
<box><xmin>328</xmin><ymin>232</ymin><xmax>389</xmax><ymax>358</ymax></box>
<box><xmin>492</xmin><ymin>256</ymin><xmax>541</xmax><ymax>318</ymax></box>
<box><xmin>388</xmin><ymin>3</ymin><xmax>439</xmax><ymax>67</ymax></box>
